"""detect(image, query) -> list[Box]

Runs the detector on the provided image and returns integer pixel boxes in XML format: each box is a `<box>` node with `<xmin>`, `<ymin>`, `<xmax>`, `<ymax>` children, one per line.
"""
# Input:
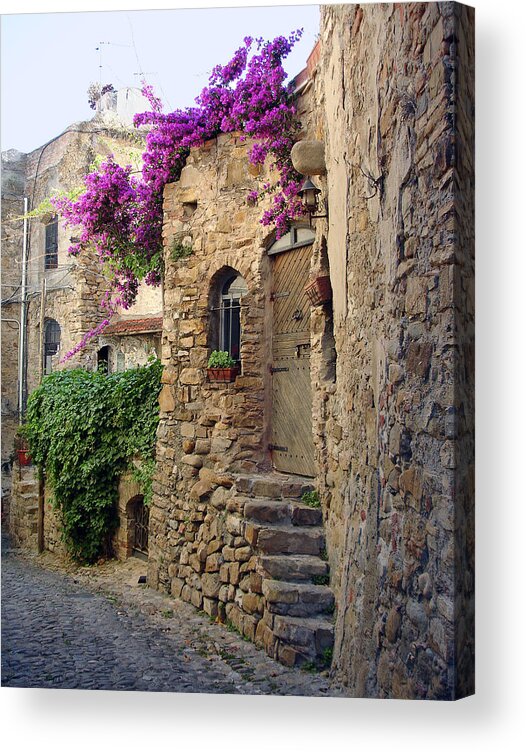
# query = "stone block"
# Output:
<box><xmin>244</xmin><ymin>523</ymin><xmax>259</xmax><ymax>546</ymax></box>
<box><xmin>385</xmin><ymin>607</ymin><xmax>401</xmax><ymax>643</ymax></box>
<box><xmin>190</xmin><ymin>589</ymin><xmax>203</xmax><ymax>610</ymax></box>
<box><xmin>181</xmin><ymin>454</ymin><xmax>203</xmax><ymax>469</ymax></box>
<box><xmin>170</xmin><ymin>577</ymin><xmax>184</xmax><ymax>599</ymax></box>
<box><xmin>158</xmin><ymin>385</ymin><xmax>176</xmax><ymax>412</ymax></box>
<box><xmin>201</xmin><ymin>573</ymin><xmax>221</xmax><ymax>599</ymax></box>
<box><xmin>406</xmin><ymin>342</ymin><xmax>433</xmax><ymax>379</ymax></box>
<box><xmin>205</xmin><ymin>553</ymin><xmax>222</xmax><ymax>572</ymax></box>
<box><xmin>405</xmin><ymin>277</ymin><xmax>427</xmax><ymax>316</ymax></box>
<box><xmin>234</xmin><ymin>546</ymin><xmax>252</xmax><ymax>562</ymax></box>
<box><xmin>203</xmin><ymin>597</ymin><xmax>219</xmax><ymax>618</ymax></box>
<box><xmin>242</xmin><ymin>613</ymin><xmax>259</xmax><ymax>642</ymax></box>
<box><xmin>229</xmin><ymin>562</ymin><xmax>240</xmax><ymax>585</ymax></box>
<box><xmin>291</xmin><ymin>140</ymin><xmax>326</xmax><ymax>175</ymax></box>
<box><xmin>242</xmin><ymin>592</ymin><xmax>263</xmax><ymax>616</ymax></box>
<box><xmin>179</xmin><ymin>368</ymin><xmax>201</xmax><ymax>385</ymax></box>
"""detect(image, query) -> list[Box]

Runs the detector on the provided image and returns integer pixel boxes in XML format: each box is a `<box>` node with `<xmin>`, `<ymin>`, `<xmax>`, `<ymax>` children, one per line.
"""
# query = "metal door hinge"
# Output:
<box><xmin>270</xmin><ymin>366</ymin><xmax>289</xmax><ymax>374</ymax></box>
<box><xmin>268</xmin><ymin>443</ymin><xmax>289</xmax><ymax>452</ymax></box>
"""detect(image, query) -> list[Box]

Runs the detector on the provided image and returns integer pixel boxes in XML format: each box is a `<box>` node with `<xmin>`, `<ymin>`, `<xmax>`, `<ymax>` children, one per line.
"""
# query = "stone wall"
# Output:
<box><xmin>1</xmin><ymin>151</ymin><xmax>27</xmax><ymax>491</ymax></box>
<box><xmin>42</xmin><ymin>483</ymin><xmax>67</xmax><ymax>556</ymax></box>
<box><xmin>311</xmin><ymin>2</ymin><xmax>474</xmax><ymax>698</ymax></box>
<box><xmin>148</xmin><ymin>121</ymin><xmax>339</xmax><ymax>666</ymax></box>
<box><xmin>149</xmin><ymin>0</ymin><xmax>474</xmax><ymax>697</ymax></box>
<box><xmin>9</xmin><ymin>463</ymin><xmax>40</xmax><ymax>551</ymax></box>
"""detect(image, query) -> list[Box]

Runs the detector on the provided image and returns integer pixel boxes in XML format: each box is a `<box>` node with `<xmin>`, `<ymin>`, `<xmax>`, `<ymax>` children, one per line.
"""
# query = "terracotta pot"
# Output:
<box><xmin>17</xmin><ymin>448</ymin><xmax>32</xmax><ymax>466</ymax></box>
<box><xmin>304</xmin><ymin>275</ymin><xmax>332</xmax><ymax>306</ymax></box>
<box><xmin>207</xmin><ymin>366</ymin><xmax>239</xmax><ymax>383</ymax></box>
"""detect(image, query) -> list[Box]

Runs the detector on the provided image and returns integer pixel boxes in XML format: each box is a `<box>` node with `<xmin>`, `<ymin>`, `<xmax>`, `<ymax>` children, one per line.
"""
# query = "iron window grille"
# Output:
<box><xmin>219</xmin><ymin>273</ymin><xmax>248</xmax><ymax>364</ymax></box>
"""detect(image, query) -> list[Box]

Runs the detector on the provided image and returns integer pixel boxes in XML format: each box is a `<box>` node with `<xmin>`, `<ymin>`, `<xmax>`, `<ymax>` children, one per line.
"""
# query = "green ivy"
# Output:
<box><xmin>22</xmin><ymin>359</ymin><xmax>162</xmax><ymax>563</ymax></box>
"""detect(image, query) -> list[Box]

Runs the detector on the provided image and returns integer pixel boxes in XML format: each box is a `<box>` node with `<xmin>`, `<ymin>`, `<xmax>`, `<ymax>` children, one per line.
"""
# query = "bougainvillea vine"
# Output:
<box><xmin>55</xmin><ymin>31</ymin><xmax>306</xmax><ymax>359</ymax></box>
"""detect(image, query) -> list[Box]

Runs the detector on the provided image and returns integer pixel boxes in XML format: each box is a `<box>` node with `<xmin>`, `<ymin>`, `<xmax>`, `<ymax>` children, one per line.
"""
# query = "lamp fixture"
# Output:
<box><xmin>298</xmin><ymin>176</ymin><xmax>328</xmax><ymax>224</ymax></box>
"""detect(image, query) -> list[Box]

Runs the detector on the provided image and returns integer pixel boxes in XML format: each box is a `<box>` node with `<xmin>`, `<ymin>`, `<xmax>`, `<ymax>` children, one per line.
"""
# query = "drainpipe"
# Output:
<box><xmin>18</xmin><ymin>196</ymin><xmax>29</xmax><ymax>421</ymax></box>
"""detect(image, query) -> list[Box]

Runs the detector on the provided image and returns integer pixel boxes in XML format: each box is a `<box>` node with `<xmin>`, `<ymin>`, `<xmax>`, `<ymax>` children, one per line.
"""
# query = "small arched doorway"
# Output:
<box><xmin>97</xmin><ymin>345</ymin><xmax>111</xmax><ymax>374</ymax></box>
<box><xmin>126</xmin><ymin>495</ymin><xmax>149</xmax><ymax>560</ymax></box>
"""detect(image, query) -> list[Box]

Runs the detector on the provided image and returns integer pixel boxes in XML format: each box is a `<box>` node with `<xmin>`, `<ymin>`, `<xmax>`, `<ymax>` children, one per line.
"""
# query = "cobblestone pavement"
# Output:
<box><xmin>1</xmin><ymin>535</ymin><xmax>346</xmax><ymax>696</ymax></box>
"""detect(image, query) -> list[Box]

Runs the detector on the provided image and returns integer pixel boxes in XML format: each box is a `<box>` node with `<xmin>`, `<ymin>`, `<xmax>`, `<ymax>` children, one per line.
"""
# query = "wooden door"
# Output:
<box><xmin>270</xmin><ymin>243</ymin><xmax>316</xmax><ymax>477</ymax></box>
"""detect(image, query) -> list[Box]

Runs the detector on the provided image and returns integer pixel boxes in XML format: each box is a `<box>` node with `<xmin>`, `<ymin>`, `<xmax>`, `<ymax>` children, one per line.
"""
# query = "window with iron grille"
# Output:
<box><xmin>43</xmin><ymin>319</ymin><xmax>60</xmax><ymax>374</ymax></box>
<box><xmin>44</xmin><ymin>217</ymin><xmax>58</xmax><ymax>270</ymax></box>
<box><xmin>219</xmin><ymin>273</ymin><xmax>248</xmax><ymax>364</ymax></box>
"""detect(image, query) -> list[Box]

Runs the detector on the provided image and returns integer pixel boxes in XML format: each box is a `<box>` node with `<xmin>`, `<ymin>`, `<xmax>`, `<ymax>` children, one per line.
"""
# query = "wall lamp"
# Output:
<box><xmin>298</xmin><ymin>177</ymin><xmax>328</xmax><ymax>224</ymax></box>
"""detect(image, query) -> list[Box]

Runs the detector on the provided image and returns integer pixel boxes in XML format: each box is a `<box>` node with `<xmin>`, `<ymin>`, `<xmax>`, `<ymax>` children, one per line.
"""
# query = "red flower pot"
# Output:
<box><xmin>207</xmin><ymin>367</ymin><xmax>239</xmax><ymax>383</ymax></box>
<box><xmin>17</xmin><ymin>448</ymin><xmax>32</xmax><ymax>466</ymax></box>
<box><xmin>304</xmin><ymin>275</ymin><xmax>332</xmax><ymax>306</ymax></box>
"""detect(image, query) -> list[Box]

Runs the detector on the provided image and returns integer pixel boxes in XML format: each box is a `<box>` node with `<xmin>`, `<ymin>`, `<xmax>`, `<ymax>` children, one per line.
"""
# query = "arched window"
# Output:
<box><xmin>219</xmin><ymin>272</ymin><xmax>248</xmax><ymax>363</ymax></box>
<box><xmin>43</xmin><ymin>319</ymin><xmax>60</xmax><ymax>374</ymax></box>
<box><xmin>267</xmin><ymin>225</ymin><xmax>315</xmax><ymax>256</ymax></box>
<box><xmin>44</xmin><ymin>216</ymin><xmax>58</xmax><ymax>270</ymax></box>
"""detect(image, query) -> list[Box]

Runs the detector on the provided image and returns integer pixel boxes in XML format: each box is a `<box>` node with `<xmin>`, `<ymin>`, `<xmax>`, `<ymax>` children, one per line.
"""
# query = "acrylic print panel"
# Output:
<box><xmin>1</xmin><ymin>1</ymin><xmax>474</xmax><ymax>702</ymax></box>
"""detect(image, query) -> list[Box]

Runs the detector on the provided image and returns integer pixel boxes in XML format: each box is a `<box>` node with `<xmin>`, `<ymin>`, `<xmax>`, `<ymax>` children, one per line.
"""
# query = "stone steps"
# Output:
<box><xmin>257</xmin><ymin>554</ymin><xmax>329</xmax><ymax>582</ymax></box>
<box><xmin>250</xmin><ymin>523</ymin><xmax>325</xmax><ymax>556</ymax></box>
<box><xmin>243</xmin><ymin>498</ymin><xmax>322</xmax><ymax>526</ymax></box>
<box><xmin>234</xmin><ymin>473</ymin><xmax>315</xmax><ymax>501</ymax></box>
<box><xmin>273</xmin><ymin>614</ymin><xmax>334</xmax><ymax>657</ymax></box>
<box><xmin>262</xmin><ymin>579</ymin><xmax>334</xmax><ymax>617</ymax></box>
<box><xmin>233</xmin><ymin>472</ymin><xmax>334</xmax><ymax>667</ymax></box>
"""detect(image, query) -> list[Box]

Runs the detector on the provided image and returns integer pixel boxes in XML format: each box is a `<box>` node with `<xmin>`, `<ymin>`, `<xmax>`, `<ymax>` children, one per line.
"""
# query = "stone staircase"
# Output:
<box><xmin>233</xmin><ymin>473</ymin><xmax>335</xmax><ymax>668</ymax></box>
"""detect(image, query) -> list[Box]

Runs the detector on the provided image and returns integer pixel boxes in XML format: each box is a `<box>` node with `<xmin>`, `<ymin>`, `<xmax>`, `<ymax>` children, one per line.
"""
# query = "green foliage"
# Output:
<box><xmin>12</xmin><ymin>188</ymin><xmax>84</xmax><ymax>222</ymax></box>
<box><xmin>23</xmin><ymin>359</ymin><xmax>163</xmax><ymax>563</ymax></box>
<box><xmin>130</xmin><ymin>457</ymin><xmax>156</xmax><ymax>507</ymax></box>
<box><xmin>312</xmin><ymin>574</ymin><xmax>330</xmax><ymax>586</ymax></box>
<box><xmin>322</xmin><ymin>647</ymin><xmax>333</xmax><ymax>667</ymax></box>
<box><xmin>170</xmin><ymin>237</ymin><xmax>193</xmax><ymax>262</ymax></box>
<box><xmin>207</xmin><ymin>350</ymin><xmax>237</xmax><ymax>368</ymax></box>
<box><xmin>301</xmin><ymin>490</ymin><xmax>321</xmax><ymax>508</ymax></box>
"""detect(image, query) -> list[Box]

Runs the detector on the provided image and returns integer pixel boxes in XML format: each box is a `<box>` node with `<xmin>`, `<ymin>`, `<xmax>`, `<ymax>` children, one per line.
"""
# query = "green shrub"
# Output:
<box><xmin>23</xmin><ymin>359</ymin><xmax>162</xmax><ymax>563</ymax></box>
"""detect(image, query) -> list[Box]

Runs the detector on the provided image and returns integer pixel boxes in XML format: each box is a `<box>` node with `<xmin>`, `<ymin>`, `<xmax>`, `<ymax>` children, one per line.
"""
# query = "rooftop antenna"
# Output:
<box><xmin>95</xmin><ymin>42</ymin><xmax>111</xmax><ymax>111</ymax></box>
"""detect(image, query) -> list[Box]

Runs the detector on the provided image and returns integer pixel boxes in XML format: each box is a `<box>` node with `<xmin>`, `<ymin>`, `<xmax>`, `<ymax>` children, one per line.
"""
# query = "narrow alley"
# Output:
<box><xmin>1</xmin><ymin>535</ymin><xmax>342</xmax><ymax>697</ymax></box>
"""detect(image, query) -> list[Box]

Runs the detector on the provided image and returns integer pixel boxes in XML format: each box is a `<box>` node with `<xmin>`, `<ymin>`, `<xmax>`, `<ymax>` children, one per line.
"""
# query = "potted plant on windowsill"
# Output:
<box><xmin>207</xmin><ymin>351</ymin><xmax>239</xmax><ymax>383</ymax></box>
<box><xmin>14</xmin><ymin>429</ymin><xmax>32</xmax><ymax>466</ymax></box>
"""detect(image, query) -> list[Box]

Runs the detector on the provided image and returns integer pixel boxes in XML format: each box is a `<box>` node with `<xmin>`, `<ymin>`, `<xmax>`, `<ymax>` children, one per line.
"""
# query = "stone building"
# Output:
<box><xmin>149</xmin><ymin>2</ymin><xmax>474</xmax><ymax>700</ymax></box>
<box><xmin>1</xmin><ymin>89</ymin><xmax>162</xmax><ymax>535</ymax></box>
<box><xmin>3</xmin><ymin>2</ymin><xmax>474</xmax><ymax>701</ymax></box>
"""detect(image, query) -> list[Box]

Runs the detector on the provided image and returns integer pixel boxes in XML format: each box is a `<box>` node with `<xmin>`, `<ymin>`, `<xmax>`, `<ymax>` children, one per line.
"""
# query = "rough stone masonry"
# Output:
<box><xmin>149</xmin><ymin>2</ymin><xmax>474</xmax><ymax>699</ymax></box>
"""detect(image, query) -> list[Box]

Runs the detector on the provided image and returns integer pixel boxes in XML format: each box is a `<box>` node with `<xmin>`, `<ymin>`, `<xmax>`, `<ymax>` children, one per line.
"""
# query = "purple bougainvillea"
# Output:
<box><xmin>55</xmin><ymin>32</ymin><xmax>306</xmax><ymax>359</ymax></box>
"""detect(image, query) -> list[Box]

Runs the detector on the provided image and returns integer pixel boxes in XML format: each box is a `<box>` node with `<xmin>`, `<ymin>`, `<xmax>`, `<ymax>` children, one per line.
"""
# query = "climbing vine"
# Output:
<box><xmin>54</xmin><ymin>31</ymin><xmax>306</xmax><ymax>356</ymax></box>
<box><xmin>22</xmin><ymin>359</ymin><xmax>162</xmax><ymax>563</ymax></box>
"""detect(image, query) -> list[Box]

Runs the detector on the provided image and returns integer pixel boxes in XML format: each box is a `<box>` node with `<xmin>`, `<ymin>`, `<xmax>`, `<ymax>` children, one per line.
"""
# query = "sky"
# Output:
<box><xmin>1</xmin><ymin>1</ymin><xmax>320</xmax><ymax>154</ymax></box>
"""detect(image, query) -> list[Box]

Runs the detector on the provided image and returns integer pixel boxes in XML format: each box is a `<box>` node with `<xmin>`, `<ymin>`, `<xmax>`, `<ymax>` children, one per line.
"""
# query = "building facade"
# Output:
<box><xmin>2</xmin><ymin>90</ymin><xmax>162</xmax><ymax>536</ymax></box>
<box><xmin>3</xmin><ymin>3</ymin><xmax>474</xmax><ymax>700</ymax></box>
<box><xmin>149</xmin><ymin>2</ymin><xmax>474</xmax><ymax>699</ymax></box>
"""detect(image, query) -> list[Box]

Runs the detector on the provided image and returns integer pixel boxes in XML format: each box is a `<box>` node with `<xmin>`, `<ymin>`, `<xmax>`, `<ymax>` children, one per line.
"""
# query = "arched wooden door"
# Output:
<box><xmin>269</xmin><ymin>239</ymin><xmax>316</xmax><ymax>477</ymax></box>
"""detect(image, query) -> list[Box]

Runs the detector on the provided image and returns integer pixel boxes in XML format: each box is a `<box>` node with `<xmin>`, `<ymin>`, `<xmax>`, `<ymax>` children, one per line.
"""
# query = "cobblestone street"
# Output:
<box><xmin>1</xmin><ymin>535</ymin><xmax>344</xmax><ymax>696</ymax></box>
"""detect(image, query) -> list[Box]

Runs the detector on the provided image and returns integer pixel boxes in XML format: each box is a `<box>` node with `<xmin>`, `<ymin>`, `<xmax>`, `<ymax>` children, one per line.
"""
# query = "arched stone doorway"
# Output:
<box><xmin>126</xmin><ymin>495</ymin><xmax>149</xmax><ymax>561</ymax></box>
